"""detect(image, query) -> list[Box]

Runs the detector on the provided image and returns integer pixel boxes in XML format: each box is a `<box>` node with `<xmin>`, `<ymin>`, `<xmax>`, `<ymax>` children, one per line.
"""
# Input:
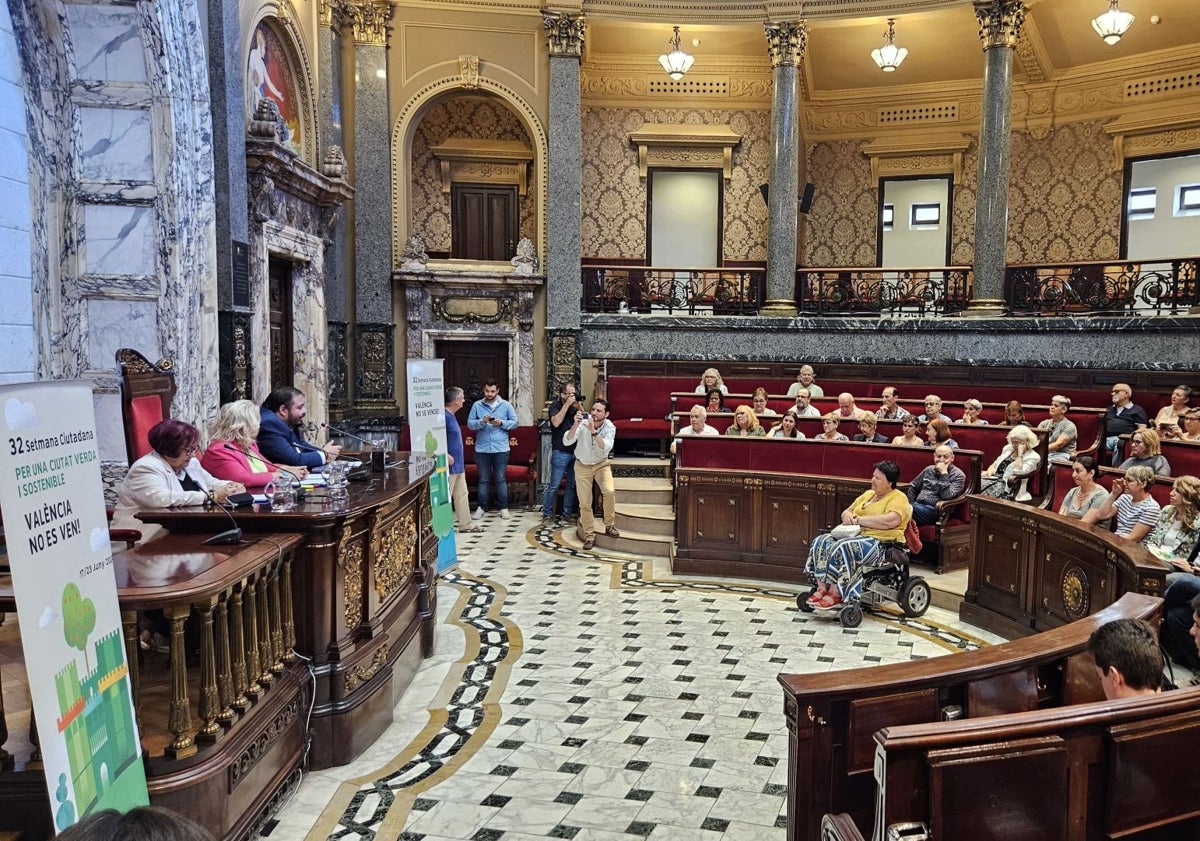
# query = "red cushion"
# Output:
<box><xmin>129</xmin><ymin>395</ymin><xmax>164</xmax><ymax>459</ymax></box>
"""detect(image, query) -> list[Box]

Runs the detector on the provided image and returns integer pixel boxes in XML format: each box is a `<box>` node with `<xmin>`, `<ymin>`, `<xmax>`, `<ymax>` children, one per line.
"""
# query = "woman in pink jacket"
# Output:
<box><xmin>200</xmin><ymin>399</ymin><xmax>307</xmax><ymax>490</ymax></box>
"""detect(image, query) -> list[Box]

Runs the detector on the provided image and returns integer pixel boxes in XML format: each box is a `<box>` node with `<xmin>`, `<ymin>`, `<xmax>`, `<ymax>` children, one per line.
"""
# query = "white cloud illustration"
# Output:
<box><xmin>4</xmin><ymin>398</ymin><xmax>39</xmax><ymax>431</ymax></box>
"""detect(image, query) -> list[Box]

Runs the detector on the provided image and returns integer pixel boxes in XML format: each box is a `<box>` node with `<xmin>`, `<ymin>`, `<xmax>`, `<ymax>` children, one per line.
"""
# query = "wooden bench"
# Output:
<box><xmin>779</xmin><ymin>592</ymin><xmax>1163</xmax><ymax>841</ymax></box>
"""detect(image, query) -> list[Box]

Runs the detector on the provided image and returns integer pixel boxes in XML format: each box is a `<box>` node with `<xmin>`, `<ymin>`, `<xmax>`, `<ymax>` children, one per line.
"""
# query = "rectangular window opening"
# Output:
<box><xmin>1177</xmin><ymin>184</ymin><xmax>1200</xmax><ymax>216</ymax></box>
<box><xmin>882</xmin><ymin>204</ymin><xmax>894</xmax><ymax>232</ymax></box>
<box><xmin>909</xmin><ymin>202</ymin><xmax>940</xmax><ymax>229</ymax></box>
<box><xmin>1128</xmin><ymin>187</ymin><xmax>1157</xmax><ymax>221</ymax></box>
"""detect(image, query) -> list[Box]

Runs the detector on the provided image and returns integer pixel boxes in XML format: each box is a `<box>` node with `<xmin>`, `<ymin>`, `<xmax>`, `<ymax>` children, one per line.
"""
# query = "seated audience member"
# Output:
<box><xmin>925</xmin><ymin>418</ymin><xmax>958</xmax><ymax>449</ymax></box>
<box><xmin>788</xmin><ymin>387</ymin><xmax>820</xmax><ymax>418</ymax></box>
<box><xmin>751</xmin><ymin>387</ymin><xmax>778</xmax><ymax>417</ymax></box>
<box><xmin>958</xmin><ymin>399</ymin><xmax>988</xmax><ymax>425</ymax></box>
<box><xmin>725</xmin><ymin>404</ymin><xmax>765</xmax><ymax>437</ymax></box>
<box><xmin>805</xmin><ymin>461</ymin><xmax>911</xmax><ymax>609</ymax></box>
<box><xmin>201</xmin><ymin>399</ymin><xmax>305</xmax><ymax>491</ymax></box>
<box><xmin>1118</xmin><ymin>428</ymin><xmax>1171</xmax><ymax>476</ymax></box>
<box><xmin>672</xmin><ymin>405</ymin><xmax>719</xmax><ymax>454</ymax></box>
<box><xmin>836</xmin><ymin>392</ymin><xmax>866</xmax><ymax>421</ymax></box>
<box><xmin>1085</xmin><ymin>465</ymin><xmax>1160</xmax><ymax>545</ymax></box>
<box><xmin>891</xmin><ymin>416</ymin><xmax>925</xmax><ymax>448</ymax></box>
<box><xmin>979</xmin><ymin>425</ymin><xmax>1041</xmax><ymax>502</ymax></box>
<box><xmin>695</xmin><ymin>367</ymin><xmax>728</xmax><ymax>395</ymax></box>
<box><xmin>918</xmin><ymin>394</ymin><xmax>954</xmax><ymax>424</ymax></box>
<box><xmin>258</xmin><ymin>386</ymin><xmax>341</xmax><ymax>469</ymax></box>
<box><xmin>1059</xmin><ymin>456</ymin><xmax>1107</xmax><ymax>520</ymax></box>
<box><xmin>1180</xmin><ymin>408</ymin><xmax>1200</xmax><ymax>442</ymax></box>
<box><xmin>1038</xmin><ymin>395</ymin><xmax>1078</xmax><ymax>463</ymax></box>
<box><xmin>111</xmin><ymin>419</ymin><xmax>245</xmax><ymax>545</ymax></box>
<box><xmin>1154</xmin><ymin>385</ymin><xmax>1192</xmax><ymax>439</ymax></box>
<box><xmin>1148</xmin><ymin>475</ymin><xmax>1200</xmax><ymax>587</ymax></box>
<box><xmin>787</xmin><ymin>364</ymin><xmax>824</xmax><ymax>398</ymax></box>
<box><xmin>769</xmin><ymin>412</ymin><xmax>805</xmax><ymax>439</ymax></box>
<box><xmin>1105</xmin><ymin>383</ymin><xmax>1149</xmax><ymax>465</ymax></box>
<box><xmin>1004</xmin><ymin>399</ymin><xmax>1031</xmax><ymax>427</ymax></box>
<box><xmin>906</xmin><ymin>444</ymin><xmax>967</xmax><ymax>526</ymax></box>
<box><xmin>1087</xmin><ymin>619</ymin><xmax>1164</xmax><ymax>700</ymax></box>
<box><xmin>853</xmin><ymin>412</ymin><xmax>888</xmax><ymax>443</ymax></box>
<box><xmin>1162</xmin><ymin>582</ymin><xmax>1200</xmax><ymax>670</ymax></box>
<box><xmin>56</xmin><ymin>806</ymin><xmax>214</xmax><ymax>841</ymax></box>
<box><xmin>877</xmin><ymin>385</ymin><xmax>910</xmax><ymax>420</ymax></box>
<box><xmin>704</xmin><ymin>388</ymin><xmax>727</xmax><ymax>415</ymax></box>
<box><xmin>816</xmin><ymin>412</ymin><xmax>849</xmax><ymax>441</ymax></box>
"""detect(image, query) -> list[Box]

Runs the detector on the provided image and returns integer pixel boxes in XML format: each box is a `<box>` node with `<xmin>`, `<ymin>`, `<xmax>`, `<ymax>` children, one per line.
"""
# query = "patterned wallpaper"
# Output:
<box><xmin>808</xmin><ymin>120</ymin><xmax>1122</xmax><ymax>267</ymax></box>
<box><xmin>581</xmin><ymin>107</ymin><xmax>771</xmax><ymax>262</ymax></box>
<box><xmin>410</xmin><ymin>95</ymin><xmax>536</xmax><ymax>254</ymax></box>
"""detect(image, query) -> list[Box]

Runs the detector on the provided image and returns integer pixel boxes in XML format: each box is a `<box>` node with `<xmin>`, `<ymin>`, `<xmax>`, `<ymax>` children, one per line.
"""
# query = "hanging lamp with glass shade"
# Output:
<box><xmin>658</xmin><ymin>26</ymin><xmax>695</xmax><ymax>80</ymax></box>
<box><xmin>870</xmin><ymin>18</ymin><xmax>908</xmax><ymax>72</ymax></box>
<box><xmin>1092</xmin><ymin>0</ymin><xmax>1135</xmax><ymax>44</ymax></box>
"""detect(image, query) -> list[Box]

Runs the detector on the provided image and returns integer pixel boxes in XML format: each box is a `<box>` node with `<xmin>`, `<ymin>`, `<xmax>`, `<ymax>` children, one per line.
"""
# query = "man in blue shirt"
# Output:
<box><xmin>445</xmin><ymin>387</ymin><xmax>481</xmax><ymax>533</ymax></box>
<box><xmin>467</xmin><ymin>379</ymin><xmax>519</xmax><ymax>519</ymax></box>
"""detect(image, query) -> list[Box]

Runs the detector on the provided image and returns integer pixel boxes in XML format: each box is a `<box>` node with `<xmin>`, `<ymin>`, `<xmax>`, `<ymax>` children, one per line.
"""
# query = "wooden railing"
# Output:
<box><xmin>1005</xmin><ymin>256</ymin><xmax>1200</xmax><ymax>316</ymax></box>
<box><xmin>795</xmin><ymin>266</ymin><xmax>972</xmax><ymax>316</ymax></box>
<box><xmin>581</xmin><ymin>264</ymin><xmax>765</xmax><ymax>315</ymax></box>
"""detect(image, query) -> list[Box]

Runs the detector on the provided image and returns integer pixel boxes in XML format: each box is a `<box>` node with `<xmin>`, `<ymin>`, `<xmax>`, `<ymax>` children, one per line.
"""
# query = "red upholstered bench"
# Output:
<box><xmin>606</xmin><ymin>376</ymin><xmax>696</xmax><ymax>456</ymax></box>
<box><xmin>460</xmin><ymin>425</ymin><xmax>539</xmax><ymax>507</ymax></box>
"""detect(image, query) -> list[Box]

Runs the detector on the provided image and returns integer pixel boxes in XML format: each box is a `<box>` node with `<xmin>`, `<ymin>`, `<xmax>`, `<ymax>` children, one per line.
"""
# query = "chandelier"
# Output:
<box><xmin>1092</xmin><ymin>0</ymin><xmax>1135</xmax><ymax>44</ymax></box>
<box><xmin>870</xmin><ymin>18</ymin><xmax>908</xmax><ymax>72</ymax></box>
<box><xmin>658</xmin><ymin>26</ymin><xmax>695</xmax><ymax>80</ymax></box>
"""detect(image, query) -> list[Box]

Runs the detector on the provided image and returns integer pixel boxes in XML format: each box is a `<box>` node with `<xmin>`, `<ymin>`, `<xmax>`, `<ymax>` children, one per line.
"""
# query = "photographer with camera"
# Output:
<box><xmin>564</xmin><ymin>398</ymin><xmax>618</xmax><ymax>551</ymax></box>
<box><xmin>542</xmin><ymin>382</ymin><xmax>583</xmax><ymax>526</ymax></box>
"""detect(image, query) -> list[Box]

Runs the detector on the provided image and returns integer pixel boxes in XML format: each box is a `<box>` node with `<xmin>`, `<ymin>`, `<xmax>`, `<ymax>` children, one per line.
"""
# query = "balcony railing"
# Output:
<box><xmin>582</xmin><ymin>265</ymin><xmax>765</xmax><ymax>315</ymax></box>
<box><xmin>1005</xmin><ymin>257</ymin><xmax>1200</xmax><ymax>316</ymax></box>
<box><xmin>795</xmin><ymin>267</ymin><xmax>972</xmax><ymax>317</ymax></box>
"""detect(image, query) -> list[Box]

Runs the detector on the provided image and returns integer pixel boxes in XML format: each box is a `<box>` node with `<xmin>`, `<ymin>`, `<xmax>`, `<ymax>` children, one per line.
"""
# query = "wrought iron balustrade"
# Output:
<box><xmin>1005</xmin><ymin>257</ymin><xmax>1200</xmax><ymax>316</ymax></box>
<box><xmin>795</xmin><ymin>267</ymin><xmax>972</xmax><ymax>317</ymax></box>
<box><xmin>582</xmin><ymin>265</ymin><xmax>765</xmax><ymax>315</ymax></box>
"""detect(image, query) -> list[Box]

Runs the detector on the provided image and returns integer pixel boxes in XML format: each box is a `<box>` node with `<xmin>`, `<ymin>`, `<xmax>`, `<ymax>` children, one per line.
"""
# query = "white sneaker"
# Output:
<box><xmin>472</xmin><ymin>507</ymin><xmax>485</xmax><ymax>520</ymax></box>
<box><xmin>500</xmin><ymin>508</ymin><xmax>511</xmax><ymax>519</ymax></box>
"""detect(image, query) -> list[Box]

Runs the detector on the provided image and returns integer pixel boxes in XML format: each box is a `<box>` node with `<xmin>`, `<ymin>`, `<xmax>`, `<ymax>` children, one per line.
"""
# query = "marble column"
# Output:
<box><xmin>318</xmin><ymin>0</ymin><xmax>350</xmax><ymax>409</ymax></box>
<box><xmin>208</xmin><ymin>0</ymin><xmax>250</xmax><ymax>403</ymax></box>
<box><xmin>346</xmin><ymin>0</ymin><xmax>394</xmax><ymax>409</ymax></box>
<box><xmin>541</xmin><ymin>12</ymin><xmax>585</xmax><ymax>393</ymax></box>
<box><xmin>761</xmin><ymin>21</ymin><xmax>807</xmax><ymax>319</ymax></box>
<box><xmin>968</xmin><ymin>0</ymin><xmax>1026</xmax><ymax>317</ymax></box>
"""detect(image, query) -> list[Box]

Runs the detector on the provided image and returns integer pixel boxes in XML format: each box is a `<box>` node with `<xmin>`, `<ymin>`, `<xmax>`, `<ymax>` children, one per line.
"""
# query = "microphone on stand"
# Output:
<box><xmin>202</xmin><ymin>488</ymin><xmax>243</xmax><ymax>546</ymax></box>
<box><xmin>322</xmin><ymin>422</ymin><xmax>375</xmax><ymax>449</ymax></box>
<box><xmin>223</xmin><ymin>443</ymin><xmax>307</xmax><ymax>501</ymax></box>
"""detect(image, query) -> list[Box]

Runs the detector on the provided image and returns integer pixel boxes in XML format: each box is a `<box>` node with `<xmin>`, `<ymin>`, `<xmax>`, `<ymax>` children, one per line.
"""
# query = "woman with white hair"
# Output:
<box><xmin>979</xmin><ymin>424</ymin><xmax>1041</xmax><ymax>502</ymax></box>
<box><xmin>693</xmin><ymin>368</ymin><xmax>728</xmax><ymax>395</ymax></box>
<box><xmin>958</xmin><ymin>398</ymin><xmax>989</xmax><ymax>425</ymax></box>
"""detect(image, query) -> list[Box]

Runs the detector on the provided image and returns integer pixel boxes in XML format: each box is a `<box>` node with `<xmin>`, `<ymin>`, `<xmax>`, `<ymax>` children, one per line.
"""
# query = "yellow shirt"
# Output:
<box><xmin>848</xmin><ymin>488</ymin><xmax>911</xmax><ymax>543</ymax></box>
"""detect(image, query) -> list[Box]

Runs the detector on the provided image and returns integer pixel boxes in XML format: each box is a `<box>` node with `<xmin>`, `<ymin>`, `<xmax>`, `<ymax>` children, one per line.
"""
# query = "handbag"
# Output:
<box><xmin>829</xmin><ymin>523</ymin><xmax>862</xmax><ymax>540</ymax></box>
<box><xmin>904</xmin><ymin>518</ymin><xmax>923</xmax><ymax>554</ymax></box>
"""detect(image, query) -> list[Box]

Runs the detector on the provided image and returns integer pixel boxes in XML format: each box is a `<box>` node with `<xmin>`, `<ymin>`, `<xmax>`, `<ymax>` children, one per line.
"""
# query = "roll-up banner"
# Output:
<box><xmin>405</xmin><ymin>359</ymin><xmax>457</xmax><ymax>573</ymax></box>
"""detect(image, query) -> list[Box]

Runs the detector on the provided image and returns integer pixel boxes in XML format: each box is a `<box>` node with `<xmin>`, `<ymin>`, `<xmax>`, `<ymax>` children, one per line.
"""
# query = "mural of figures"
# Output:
<box><xmin>246</xmin><ymin>21</ymin><xmax>302</xmax><ymax>156</ymax></box>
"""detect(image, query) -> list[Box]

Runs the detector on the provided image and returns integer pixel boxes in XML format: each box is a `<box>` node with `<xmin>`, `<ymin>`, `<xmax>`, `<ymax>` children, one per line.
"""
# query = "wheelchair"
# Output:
<box><xmin>796</xmin><ymin>541</ymin><xmax>931</xmax><ymax>628</ymax></box>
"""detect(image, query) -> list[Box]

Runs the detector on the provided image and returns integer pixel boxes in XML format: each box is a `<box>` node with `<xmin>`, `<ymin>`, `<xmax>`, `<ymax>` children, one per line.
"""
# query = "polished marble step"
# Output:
<box><xmin>612</xmin><ymin>476</ymin><xmax>673</xmax><ymax>506</ymax></box>
<box><xmin>559</xmin><ymin>523</ymin><xmax>674</xmax><ymax>558</ymax></box>
<box><xmin>615</xmin><ymin>502</ymin><xmax>675</xmax><ymax>537</ymax></box>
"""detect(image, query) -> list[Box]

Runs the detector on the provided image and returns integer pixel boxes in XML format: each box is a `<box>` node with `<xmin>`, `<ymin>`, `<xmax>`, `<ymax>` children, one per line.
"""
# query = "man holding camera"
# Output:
<box><xmin>467</xmin><ymin>379</ymin><xmax>519</xmax><ymax>519</ymax></box>
<box><xmin>542</xmin><ymin>382</ymin><xmax>582</xmax><ymax>526</ymax></box>
<box><xmin>564</xmin><ymin>398</ymin><xmax>618</xmax><ymax>551</ymax></box>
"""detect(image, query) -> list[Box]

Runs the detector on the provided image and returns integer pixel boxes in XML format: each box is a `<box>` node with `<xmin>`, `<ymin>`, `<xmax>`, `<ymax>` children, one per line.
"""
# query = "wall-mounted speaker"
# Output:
<box><xmin>759</xmin><ymin>183</ymin><xmax>769</xmax><ymax>205</ymax></box>
<box><xmin>800</xmin><ymin>182</ymin><xmax>816</xmax><ymax>214</ymax></box>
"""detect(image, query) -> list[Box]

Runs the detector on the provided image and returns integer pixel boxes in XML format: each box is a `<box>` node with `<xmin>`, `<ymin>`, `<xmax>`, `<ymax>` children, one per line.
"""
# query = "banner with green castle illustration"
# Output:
<box><xmin>0</xmin><ymin>382</ymin><xmax>149</xmax><ymax>828</ymax></box>
<box><xmin>405</xmin><ymin>359</ymin><xmax>456</xmax><ymax>573</ymax></box>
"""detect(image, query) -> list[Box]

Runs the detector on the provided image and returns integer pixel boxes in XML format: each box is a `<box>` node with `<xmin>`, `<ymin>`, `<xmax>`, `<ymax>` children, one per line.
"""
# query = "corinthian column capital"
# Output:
<box><xmin>346</xmin><ymin>0</ymin><xmax>390</xmax><ymax>47</ymax></box>
<box><xmin>974</xmin><ymin>0</ymin><xmax>1027</xmax><ymax>49</ymax></box>
<box><xmin>542</xmin><ymin>11</ymin><xmax>586</xmax><ymax>58</ymax></box>
<box><xmin>764</xmin><ymin>21</ymin><xmax>808</xmax><ymax>68</ymax></box>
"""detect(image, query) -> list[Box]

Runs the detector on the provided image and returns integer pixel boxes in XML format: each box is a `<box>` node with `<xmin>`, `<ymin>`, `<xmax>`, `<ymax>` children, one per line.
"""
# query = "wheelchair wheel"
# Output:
<box><xmin>899</xmin><ymin>577</ymin><xmax>931</xmax><ymax>618</ymax></box>
<box><xmin>797</xmin><ymin>590</ymin><xmax>816</xmax><ymax>612</ymax></box>
<box><xmin>839</xmin><ymin>603</ymin><xmax>863</xmax><ymax>628</ymax></box>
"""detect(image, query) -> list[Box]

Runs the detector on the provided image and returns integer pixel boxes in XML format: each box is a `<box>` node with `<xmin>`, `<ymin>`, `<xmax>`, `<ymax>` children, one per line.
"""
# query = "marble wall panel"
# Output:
<box><xmin>87</xmin><ymin>298</ymin><xmax>158</xmax><ymax>368</ymax></box>
<box><xmin>0</xmin><ymin>0</ymin><xmax>33</xmax><ymax>382</ymax></box>
<box><xmin>78</xmin><ymin>106</ymin><xmax>154</xmax><ymax>182</ymax></box>
<box><xmin>93</xmin><ymin>391</ymin><xmax>127</xmax><ymax>461</ymax></box>
<box><xmin>65</xmin><ymin>5</ymin><xmax>146</xmax><ymax>83</ymax></box>
<box><xmin>82</xmin><ymin>204</ymin><xmax>155</xmax><ymax>276</ymax></box>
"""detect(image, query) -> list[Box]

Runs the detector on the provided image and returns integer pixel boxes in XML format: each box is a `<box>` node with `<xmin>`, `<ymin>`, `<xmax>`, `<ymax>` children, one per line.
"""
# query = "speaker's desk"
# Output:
<box><xmin>137</xmin><ymin>454</ymin><xmax>438</xmax><ymax>769</ymax></box>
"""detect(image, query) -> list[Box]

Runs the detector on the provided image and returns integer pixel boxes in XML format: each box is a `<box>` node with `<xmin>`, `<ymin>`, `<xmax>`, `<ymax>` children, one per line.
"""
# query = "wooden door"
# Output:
<box><xmin>268</xmin><ymin>257</ymin><xmax>294</xmax><ymax>389</ymax></box>
<box><xmin>436</xmin><ymin>340</ymin><xmax>509</xmax><ymax>426</ymax></box>
<box><xmin>451</xmin><ymin>183</ymin><xmax>518</xmax><ymax>261</ymax></box>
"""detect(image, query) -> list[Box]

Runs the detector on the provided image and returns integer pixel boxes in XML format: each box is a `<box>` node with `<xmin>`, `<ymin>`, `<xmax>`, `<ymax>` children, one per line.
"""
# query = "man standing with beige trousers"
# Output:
<box><xmin>564</xmin><ymin>398</ymin><xmax>619</xmax><ymax>550</ymax></box>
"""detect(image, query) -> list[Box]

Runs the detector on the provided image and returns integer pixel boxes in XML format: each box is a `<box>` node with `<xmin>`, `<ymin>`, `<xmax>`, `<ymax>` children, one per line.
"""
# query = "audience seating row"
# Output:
<box><xmin>780</xmin><ymin>592</ymin><xmax>1163</xmax><ymax>841</ymax></box>
<box><xmin>1046</xmin><ymin>462</ymin><xmax>1176</xmax><ymax>514</ymax></box>
<box><xmin>1114</xmin><ymin>432</ymin><xmax>1200</xmax><ymax>476</ymax></box>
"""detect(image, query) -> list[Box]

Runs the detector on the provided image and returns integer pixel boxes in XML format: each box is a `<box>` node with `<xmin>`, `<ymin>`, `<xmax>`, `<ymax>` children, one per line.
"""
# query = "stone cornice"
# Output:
<box><xmin>861</xmin><ymin>131</ymin><xmax>971</xmax><ymax>181</ymax></box>
<box><xmin>582</xmin><ymin>53</ymin><xmax>773</xmax><ymax>109</ymax></box>
<box><xmin>629</xmin><ymin>123</ymin><xmax>743</xmax><ymax>179</ymax></box>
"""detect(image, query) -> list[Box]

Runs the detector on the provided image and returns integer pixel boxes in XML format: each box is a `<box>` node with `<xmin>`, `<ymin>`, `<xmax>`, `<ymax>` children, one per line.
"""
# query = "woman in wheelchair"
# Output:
<box><xmin>805</xmin><ymin>461</ymin><xmax>913</xmax><ymax>609</ymax></box>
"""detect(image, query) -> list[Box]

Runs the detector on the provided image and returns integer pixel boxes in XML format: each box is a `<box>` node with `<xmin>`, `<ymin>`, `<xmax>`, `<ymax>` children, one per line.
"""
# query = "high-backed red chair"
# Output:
<box><xmin>116</xmin><ymin>348</ymin><xmax>177</xmax><ymax>463</ymax></box>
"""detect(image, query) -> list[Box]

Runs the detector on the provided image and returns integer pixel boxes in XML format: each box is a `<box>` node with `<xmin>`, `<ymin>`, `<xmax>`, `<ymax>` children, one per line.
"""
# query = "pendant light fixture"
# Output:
<box><xmin>871</xmin><ymin>18</ymin><xmax>908</xmax><ymax>72</ymax></box>
<box><xmin>658</xmin><ymin>26</ymin><xmax>695</xmax><ymax>80</ymax></box>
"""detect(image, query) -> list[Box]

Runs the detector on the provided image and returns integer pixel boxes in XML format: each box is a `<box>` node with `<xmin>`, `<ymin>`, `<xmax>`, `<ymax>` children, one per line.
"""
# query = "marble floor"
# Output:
<box><xmin>263</xmin><ymin>510</ymin><xmax>1008</xmax><ymax>841</ymax></box>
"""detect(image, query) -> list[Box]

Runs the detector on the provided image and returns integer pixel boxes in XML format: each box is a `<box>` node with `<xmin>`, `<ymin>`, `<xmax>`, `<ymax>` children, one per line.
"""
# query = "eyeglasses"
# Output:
<box><xmin>183</xmin><ymin>445</ymin><xmax>200</xmax><ymax>456</ymax></box>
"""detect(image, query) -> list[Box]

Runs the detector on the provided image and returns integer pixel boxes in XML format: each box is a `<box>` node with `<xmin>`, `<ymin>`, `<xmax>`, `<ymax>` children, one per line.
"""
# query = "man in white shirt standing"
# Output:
<box><xmin>564</xmin><ymin>398</ymin><xmax>618</xmax><ymax>550</ymax></box>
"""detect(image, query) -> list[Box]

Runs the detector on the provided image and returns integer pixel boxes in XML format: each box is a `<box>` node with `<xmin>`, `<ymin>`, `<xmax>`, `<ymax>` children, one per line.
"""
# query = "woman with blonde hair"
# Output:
<box><xmin>979</xmin><ymin>424</ymin><xmax>1041</xmax><ymax>501</ymax></box>
<box><xmin>1118</xmin><ymin>427</ymin><xmax>1171</xmax><ymax>476</ymax></box>
<box><xmin>201</xmin><ymin>399</ymin><xmax>307</xmax><ymax>490</ymax></box>
<box><xmin>816</xmin><ymin>411</ymin><xmax>849</xmax><ymax>442</ymax></box>
<box><xmin>725</xmin><ymin>404</ymin><xmax>765</xmax><ymax>437</ymax></box>
<box><xmin>891</xmin><ymin>416</ymin><xmax>924</xmax><ymax>447</ymax></box>
<box><xmin>1149</xmin><ymin>475</ymin><xmax>1200</xmax><ymax>586</ymax></box>
<box><xmin>694</xmin><ymin>367</ymin><xmax>728</xmax><ymax>395</ymax></box>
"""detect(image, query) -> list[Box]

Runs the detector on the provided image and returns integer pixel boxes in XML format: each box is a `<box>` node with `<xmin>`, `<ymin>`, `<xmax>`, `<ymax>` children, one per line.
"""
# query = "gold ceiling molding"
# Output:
<box><xmin>581</xmin><ymin>70</ymin><xmax>772</xmax><ymax>108</ymax></box>
<box><xmin>429</xmin><ymin>138</ymin><xmax>534</xmax><ymax>195</ymax></box>
<box><xmin>1013</xmin><ymin>14</ymin><xmax>1050</xmax><ymax>83</ymax></box>
<box><xmin>861</xmin><ymin>132</ymin><xmax>970</xmax><ymax>181</ymax></box>
<box><xmin>1103</xmin><ymin>105</ymin><xmax>1200</xmax><ymax>168</ymax></box>
<box><xmin>628</xmin><ymin>123</ymin><xmax>743</xmax><ymax>180</ymax></box>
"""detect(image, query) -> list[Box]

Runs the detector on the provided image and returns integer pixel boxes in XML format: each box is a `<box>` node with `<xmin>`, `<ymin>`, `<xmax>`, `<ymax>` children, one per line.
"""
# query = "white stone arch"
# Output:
<box><xmin>240</xmin><ymin>2</ymin><xmax>321</xmax><ymax>165</ymax></box>
<box><xmin>391</xmin><ymin>78</ymin><xmax>548</xmax><ymax>268</ymax></box>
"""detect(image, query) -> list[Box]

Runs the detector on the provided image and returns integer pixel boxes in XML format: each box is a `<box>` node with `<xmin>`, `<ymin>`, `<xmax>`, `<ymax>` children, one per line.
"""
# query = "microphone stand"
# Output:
<box><xmin>202</xmin><ymin>488</ymin><xmax>243</xmax><ymax>546</ymax></box>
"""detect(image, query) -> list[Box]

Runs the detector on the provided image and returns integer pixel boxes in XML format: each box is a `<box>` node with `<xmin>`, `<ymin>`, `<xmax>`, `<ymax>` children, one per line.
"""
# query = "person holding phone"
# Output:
<box><xmin>467</xmin><ymin>379</ymin><xmax>519</xmax><ymax>520</ymax></box>
<box><xmin>564</xmin><ymin>399</ymin><xmax>618</xmax><ymax>551</ymax></box>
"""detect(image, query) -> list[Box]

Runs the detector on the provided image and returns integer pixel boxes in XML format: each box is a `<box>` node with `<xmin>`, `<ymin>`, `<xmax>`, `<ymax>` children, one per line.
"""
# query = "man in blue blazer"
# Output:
<box><xmin>257</xmin><ymin>386</ymin><xmax>341</xmax><ymax>469</ymax></box>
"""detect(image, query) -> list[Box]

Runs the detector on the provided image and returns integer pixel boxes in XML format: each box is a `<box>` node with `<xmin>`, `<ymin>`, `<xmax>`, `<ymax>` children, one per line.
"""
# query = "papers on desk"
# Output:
<box><xmin>300</xmin><ymin>474</ymin><xmax>327</xmax><ymax>487</ymax></box>
<box><xmin>252</xmin><ymin>494</ymin><xmax>270</xmax><ymax>504</ymax></box>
